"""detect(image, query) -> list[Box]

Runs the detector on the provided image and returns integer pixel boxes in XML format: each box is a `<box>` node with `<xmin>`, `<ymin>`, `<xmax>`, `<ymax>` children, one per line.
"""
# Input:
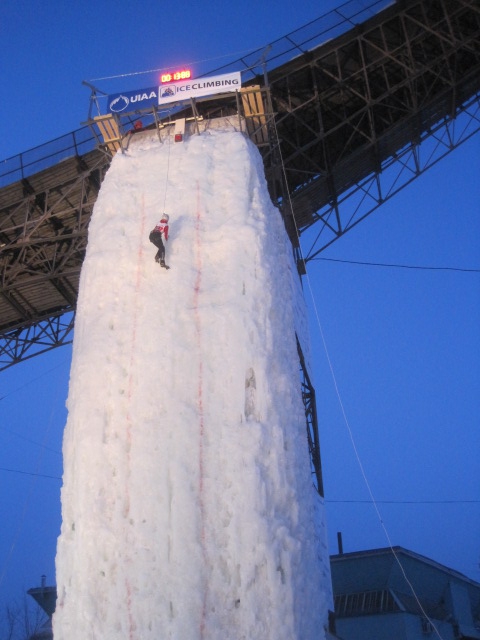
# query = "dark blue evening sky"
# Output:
<box><xmin>0</xmin><ymin>0</ymin><xmax>478</xmax><ymax>611</ymax></box>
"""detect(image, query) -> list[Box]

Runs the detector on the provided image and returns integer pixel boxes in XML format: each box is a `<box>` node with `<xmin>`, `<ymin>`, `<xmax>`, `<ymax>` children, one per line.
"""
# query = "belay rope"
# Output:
<box><xmin>148</xmin><ymin>127</ymin><xmax>172</xmax><ymax>265</ymax></box>
<box><xmin>161</xmin><ymin>123</ymin><xmax>172</xmax><ymax>215</ymax></box>
<box><xmin>270</xmin><ymin>90</ymin><xmax>443</xmax><ymax>640</ymax></box>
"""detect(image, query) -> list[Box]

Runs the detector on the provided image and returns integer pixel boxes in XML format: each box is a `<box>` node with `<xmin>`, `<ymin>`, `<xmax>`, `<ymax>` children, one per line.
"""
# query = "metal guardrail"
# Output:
<box><xmin>0</xmin><ymin>0</ymin><xmax>392</xmax><ymax>190</ymax></box>
<box><xmin>0</xmin><ymin>126</ymin><xmax>97</xmax><ymax>189</ymax></box>
<box><xmin>202</xmin><ymin>0</ymin><xmax>393</xmax><ymax>79</ymax></box>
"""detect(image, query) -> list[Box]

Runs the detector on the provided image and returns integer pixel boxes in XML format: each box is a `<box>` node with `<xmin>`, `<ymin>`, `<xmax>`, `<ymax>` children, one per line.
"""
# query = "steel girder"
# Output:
<box><xmin>0</xmin><ymin>151</ymin><xmax>108</xmax><ymax>370</ymax></box>
<box><xmin>0</xmin><ymin>312</ymin><xmax>75</xmax><ymax>371</ymax></box>
<box><xmin>1</xmin><ymin>0</ymin><xmax>480</xmax><ymax>368</ymax></box>
<box><xmin>257</xmin><ymin>0</ymin><xmax>480</xmax><ymax>256</ymax></box>
<box><xmin>302</xmin><ymin>96</ymin><xmax>480</xmax><ymax>260</ymax></box>
<box><xmin>297</xmin><ymin>336</ymin><xmax>324</xmax><ymax>497</ymax></box>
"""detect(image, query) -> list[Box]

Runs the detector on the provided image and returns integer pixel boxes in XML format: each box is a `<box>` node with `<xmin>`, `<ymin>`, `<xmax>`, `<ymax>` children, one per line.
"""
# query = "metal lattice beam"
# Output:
<box><xmin>1</xmin><ymin>0</ymin><xmax>479</xmax><ymax>368</ymax></box>
<box><xmin>297</xmin><ymin>336</ymin><xmax>324</xmax><ymax>497</ymax></box>
<box><xmin>0</xmin><ymin>312</ymin><xmax>74</xmax><ymax>371</ymax></box>
<box><xmin>0</xmin><ymin>151</ymin><xmax>107</xmax><ymax>342</ymax></box>
<box><xmin>257</xmin><ymin>0</ymin><xmax>480</xmax><ymax>253</ymax></box>
<box><xmin>302</xmin><ymin>94</ymin><xmax>480</xmax><ymax>259</ymax></box>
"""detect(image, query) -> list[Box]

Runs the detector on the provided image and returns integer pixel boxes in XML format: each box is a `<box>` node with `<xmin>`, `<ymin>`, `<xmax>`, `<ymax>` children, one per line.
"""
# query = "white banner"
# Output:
<box><xmin>158</xmin><ymin>71</ymin><xmax>241</xmax><ymax>105</ymax></box>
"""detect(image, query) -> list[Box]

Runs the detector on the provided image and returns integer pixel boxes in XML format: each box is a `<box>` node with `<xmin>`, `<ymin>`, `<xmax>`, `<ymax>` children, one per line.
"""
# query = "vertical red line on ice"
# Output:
<box><xmin>123</xmin><ymin>192</ymin><xmax>146</xmax><ymax>639</ymax></box>
<box><xmin>193</xmin><ymin>181</ymin><xmax>208</xmax><ymax>637</ymax></box>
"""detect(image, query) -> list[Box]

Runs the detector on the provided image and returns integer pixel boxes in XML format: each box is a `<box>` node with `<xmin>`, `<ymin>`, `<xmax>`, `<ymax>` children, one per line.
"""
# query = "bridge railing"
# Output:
<box><xmin>0</xmin><ymin>0</ymin><xmax>394</xmax><ymax>191</ymax></box>
<box><xmin>0</xmin><ymin>126</ymin><xmax>97</xmax><ymax>189</ymax></box>
<box><xmin>203</xmin><ymin>0</ymin><xmax>394</xmax><ymax>79</ymax></box>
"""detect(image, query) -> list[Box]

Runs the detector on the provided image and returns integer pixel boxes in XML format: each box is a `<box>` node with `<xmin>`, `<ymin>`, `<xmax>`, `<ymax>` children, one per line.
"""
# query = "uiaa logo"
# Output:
<box><xmin>109</xmin><ymin>95</ymin><xmax>129</xmax><ymax>113</ymax></box>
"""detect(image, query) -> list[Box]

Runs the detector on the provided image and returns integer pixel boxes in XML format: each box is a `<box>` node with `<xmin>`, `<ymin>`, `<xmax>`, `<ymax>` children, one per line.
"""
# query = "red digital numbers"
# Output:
<box><xmin>161</xmin><ymin>70</ymin><xmax>191</xmax><ymax>83</ymax></box>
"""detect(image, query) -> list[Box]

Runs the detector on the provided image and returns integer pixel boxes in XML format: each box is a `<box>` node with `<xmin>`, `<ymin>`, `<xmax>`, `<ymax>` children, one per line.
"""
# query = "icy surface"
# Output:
<box><xmin>54</xmin><ymin>124</ymin><xmax>332</xmax><ymax>639</ymax></box>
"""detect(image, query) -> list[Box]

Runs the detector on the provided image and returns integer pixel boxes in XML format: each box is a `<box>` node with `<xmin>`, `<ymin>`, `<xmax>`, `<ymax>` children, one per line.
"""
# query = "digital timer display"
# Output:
<box><xmin>161</xmin><ymin>70</ymin><xmax>192</xmax><ymax>83</ymax></box>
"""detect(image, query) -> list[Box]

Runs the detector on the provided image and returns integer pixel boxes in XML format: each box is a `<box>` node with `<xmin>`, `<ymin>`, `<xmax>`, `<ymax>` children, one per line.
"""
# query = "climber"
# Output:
<box><xmin>149</xmin><ymin>214</ymin><xmax>169</xmax><ymax>268</ymax></box>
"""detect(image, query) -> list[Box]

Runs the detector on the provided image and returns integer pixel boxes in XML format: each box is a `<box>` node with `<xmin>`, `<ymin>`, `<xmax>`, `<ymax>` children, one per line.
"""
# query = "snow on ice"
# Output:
<box><xmin>53</xmin><ymin>120</ymin><xmax>332</xmax><ymax>639</ymax></box>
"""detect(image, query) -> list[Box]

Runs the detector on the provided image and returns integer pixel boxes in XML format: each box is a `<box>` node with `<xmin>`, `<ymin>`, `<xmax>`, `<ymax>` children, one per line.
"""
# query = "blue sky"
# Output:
<box><xmin>0</xmin><ymin>0</ymin><xmax>479</xmax><ymax>610</ymax></box>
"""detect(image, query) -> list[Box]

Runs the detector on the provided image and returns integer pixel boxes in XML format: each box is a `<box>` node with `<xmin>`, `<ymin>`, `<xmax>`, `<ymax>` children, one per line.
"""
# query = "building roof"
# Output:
<box><xmin>331</xmin><ymin>546</ymin><xmax>480</xmax><ymax>635</ymax></box>
<box><xmin>27</xmin><ymin>585</ymin><xmax>57</xmax><ymax>617</ymax></box>
<box><xmin>331</xmin><ymin>546</ymin><xmax>480</xmax><ymax>591</ymax></box>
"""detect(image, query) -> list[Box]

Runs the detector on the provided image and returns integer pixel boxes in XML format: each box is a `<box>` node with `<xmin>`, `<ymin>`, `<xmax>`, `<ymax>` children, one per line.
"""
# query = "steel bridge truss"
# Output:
<box><xmin>0</xmin><ymin>312</ymin><xmax>74</xmax><ymax>370</ymax></box>
<box><xmin>255</xmin><ymin>0</ymin><xmax>480</xmax><ymax>260</ymax></box>
<box><xmin>1</xmin><ymin>0</ymin><xmax>479</xmax><ymax>370</ymax></box>
<box><xmin>297</xmin><ymin>336</ymin><xmax>324</xmax><ymax>497</ymax></box>
<box><xmin>0</xmin><ymin>151</ymin><xmax>107</xmax><ymax>369</ymax></box>
<box><xmin>301</xmin><ymin>96</ymin><xmax>480</xmax><ymax>260</ymax></box>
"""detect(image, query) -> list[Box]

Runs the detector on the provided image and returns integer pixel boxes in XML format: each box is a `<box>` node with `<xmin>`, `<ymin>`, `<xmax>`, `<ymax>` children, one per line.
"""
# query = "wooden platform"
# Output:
<box><xmin>241</xmin><ymin>86</ymin><xmax>269</xmax><ymax>145</ymax></box>
<box><xmin>93</xmin><ymin>114</ymin><xmax>123</xmax><ymax>154</ymax></box>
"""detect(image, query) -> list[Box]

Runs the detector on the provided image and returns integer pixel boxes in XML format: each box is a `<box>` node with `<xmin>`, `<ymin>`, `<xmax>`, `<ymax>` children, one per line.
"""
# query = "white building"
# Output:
<box><xmin>331</xmin><ymin>546</ymin><xmax>480</xmax><ymax>640</ymax></box>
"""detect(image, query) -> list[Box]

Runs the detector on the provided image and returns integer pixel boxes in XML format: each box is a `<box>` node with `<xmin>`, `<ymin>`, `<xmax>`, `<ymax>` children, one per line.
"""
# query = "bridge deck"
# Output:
<box><xmin>1</xmin><ymin>0</ymin><xmax>479</xmax><ymax>368</ymax></box>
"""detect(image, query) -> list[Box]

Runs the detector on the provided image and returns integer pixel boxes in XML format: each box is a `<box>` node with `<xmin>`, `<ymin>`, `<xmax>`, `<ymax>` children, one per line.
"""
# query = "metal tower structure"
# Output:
<box><xmin>1</xmin><ymin>0</ymin><xmax>479</xmax><ymax>370</ymax></box>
